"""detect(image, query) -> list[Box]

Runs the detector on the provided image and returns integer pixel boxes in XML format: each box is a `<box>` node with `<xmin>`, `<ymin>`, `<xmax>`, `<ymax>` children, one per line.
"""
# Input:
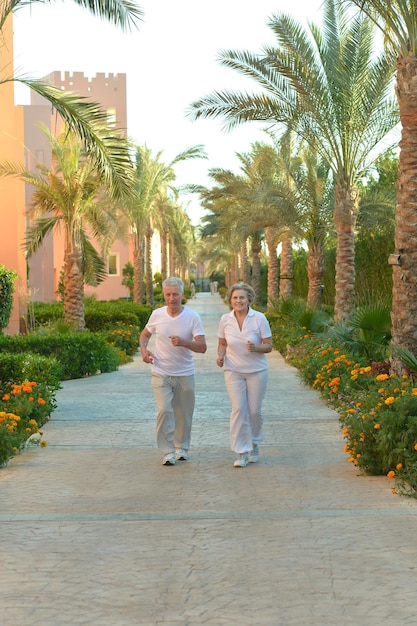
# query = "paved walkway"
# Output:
<box><xmin>1</xmin><ymin>293</ymin><xmax>417</xmax><ymax>626</ymax></box>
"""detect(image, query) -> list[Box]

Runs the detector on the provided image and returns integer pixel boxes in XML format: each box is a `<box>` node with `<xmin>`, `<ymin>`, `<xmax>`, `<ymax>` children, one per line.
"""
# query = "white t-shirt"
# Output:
<box><xmin>145</xmin><ymin>306</ymin><xmax>205</xmax><ymax>376</ymax></box>
<box><xmin>218</xmin><ymin>308</ymin><xmax>272</xmax><ymax>374</ymax></box>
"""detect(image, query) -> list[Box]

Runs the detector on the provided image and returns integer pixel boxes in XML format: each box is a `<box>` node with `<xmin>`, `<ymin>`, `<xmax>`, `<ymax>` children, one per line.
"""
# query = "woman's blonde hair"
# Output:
<box><xmin>226</xmin><ymin>282</ymin><xmax>255</xmax><ymax>306</ymax></box>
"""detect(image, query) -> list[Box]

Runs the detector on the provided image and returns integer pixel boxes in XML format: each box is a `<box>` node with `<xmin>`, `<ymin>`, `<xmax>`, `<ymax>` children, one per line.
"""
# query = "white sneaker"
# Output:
<box><xmin>176</xmin><ymin>449</ymin><xmax>188</xmax><ymax>461</ymax></box>
<box><xmin>249</xmin><ymin>444</ymin><xmax>259</xmax><ymax>463</ymax></box>
<box><xmin>163</xmin><ymin>453</ymin><xmax>176</xmax><ymax>466</ymax></box>
<box><xmin>234</xmin><ymin>453</ymin><xmax>249</xmax><ymax>468</ymax></box>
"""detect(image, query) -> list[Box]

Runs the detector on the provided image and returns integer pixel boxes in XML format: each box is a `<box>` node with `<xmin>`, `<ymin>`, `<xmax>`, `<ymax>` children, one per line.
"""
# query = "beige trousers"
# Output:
<box><xmin>151</xmin><ymin>374</ymin><xmax>195</xmax><ymax>454</ymax></box>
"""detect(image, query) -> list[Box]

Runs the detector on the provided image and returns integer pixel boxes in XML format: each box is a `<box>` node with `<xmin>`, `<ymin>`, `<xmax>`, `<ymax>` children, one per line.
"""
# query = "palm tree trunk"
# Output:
<box><xmin>161</xmin><ymin>228</ymin><xmax>168</xmax><ymax>281</ymax></box>
<box><xmin>132</xmin><ymin>234</ymin><xmax>144</xmax><ymax>304</ymax></box>
<box><xmin>391</xmin><ymin>56</ymin><xmax>417</xmax><ymax>370</ymax></box>
<box><xmin>334</xmin><ymin>182</ymin><xmax>359</xmax><ymax>322</ymax></box>
<box><xmin>265</xmin><ymin>226</ymin><xmax>279</xmax><ymax>309</ymax></box>
<box><xmin>145</xmin><ymin>225</ymin><xmax>154</xmax><ymax>306</ymax></box>
<box><xmin>279</xmin><ymin>233</ymin><xmax>293</xmax><ymax>301</ymax></box>
<box><xmin>307</xmin><ymin>242</ymin><xmax>325</xmax><ymax>309</ymax></box>
<box><xmin>63</xmin><ymin>244</ymin><xmax>85</xmax><ymax>330</ymax></box>
<box><xmin>232</xmin><ymin>250</ymin><xmax>239</xmax><ymax>284</ymax></box>
<box><xmin>169</xmin><ymin>235</ymin><xmax>176</xmax><ymax>276</ymax></box>
<box><xmin>240</xmin><ymin>239</ymin><xmax>251</xmax><ymax>283</ymax></box>
<box><xmin>251</xmin><ymin>237</ymin><xmax>262</xmax><ymax>304</ymax></box>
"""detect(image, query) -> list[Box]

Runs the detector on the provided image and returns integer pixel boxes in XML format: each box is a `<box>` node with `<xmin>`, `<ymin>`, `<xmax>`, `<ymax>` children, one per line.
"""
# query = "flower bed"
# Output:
<box><xmin>0</xmin><ymin>380</ymin><xmax>56</xmax><ymax>466</ymax></box>
<box><xmin>282</xmin><ymin>331</ymin><xmax>417</xmax><ymax>498</ymax></box>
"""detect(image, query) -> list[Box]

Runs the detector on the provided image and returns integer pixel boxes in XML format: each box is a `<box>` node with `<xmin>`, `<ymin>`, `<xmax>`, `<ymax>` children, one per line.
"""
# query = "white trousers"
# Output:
<box><xmin>151</xmin><ymin>374</ymin><xmax>195</xmax><ymax>453</ymax></box>
<box><xmin>224</xmin><ymin>369</ymin><xmax>268</xmax><ymax>454</ymax></box>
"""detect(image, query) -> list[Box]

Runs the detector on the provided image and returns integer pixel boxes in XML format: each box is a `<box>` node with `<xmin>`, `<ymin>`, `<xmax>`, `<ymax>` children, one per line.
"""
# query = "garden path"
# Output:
<box><xmin>1</xmin><ymin>292</ymin><xmax>417</xmax><ymax>625</ymax></box>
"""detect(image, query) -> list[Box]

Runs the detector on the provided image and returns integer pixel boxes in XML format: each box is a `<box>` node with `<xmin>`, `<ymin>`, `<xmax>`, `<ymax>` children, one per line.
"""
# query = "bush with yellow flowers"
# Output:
<box><xmin>103</xmin><ymin>322</ymin><xmax>140</xmax><ymax>357</ymax></box>
<box><xmin>284</xmin><ymin>334</ymin><xmax>417</xmax><ymax>497</ymax></box>
<box><xmin>0</xmin><ymin>380</ymin><xmax>56</xmax><ymax>466</ymax></box>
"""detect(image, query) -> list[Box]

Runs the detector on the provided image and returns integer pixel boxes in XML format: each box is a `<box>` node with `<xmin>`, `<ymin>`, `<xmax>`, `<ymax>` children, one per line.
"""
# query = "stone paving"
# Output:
<box><xmin>1</xmin><ymin>293</ymin><xmax>417</xmax><ymax>625</ymax></box>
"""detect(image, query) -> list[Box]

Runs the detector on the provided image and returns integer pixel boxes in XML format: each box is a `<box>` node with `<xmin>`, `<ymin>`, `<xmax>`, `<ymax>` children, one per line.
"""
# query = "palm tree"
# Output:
<box><xmin>188</xmin><ymin>0</ymin><xmax>398</xmax><ymax>321</ymax></box>
<box><xmin>124</xmin><ymin>144</ymin><xmax>207</xmax><ymax>305</ymax></box>
<box><xmin>168</xmin><ymin>207</ymin><xmax>195</xmax><ymax>281</ymax></box>
<box><xmin>1</xmin><ymin>0</ymin><xmax>142</xmax><ymax>198</ymax></box>
<box><xmin>280</xmin><ymin>140</ymin><xmax>334</xmax><ymax>308</ymax></box>
<box><xmin>0</xmin><ymin>125</ymin><xmax>121</xmax><ymax>329</ymax></box>
<box><xmin>341</xmin><ymin>2</ymin><xmax>417</xmax><ymax>368</ymax></box>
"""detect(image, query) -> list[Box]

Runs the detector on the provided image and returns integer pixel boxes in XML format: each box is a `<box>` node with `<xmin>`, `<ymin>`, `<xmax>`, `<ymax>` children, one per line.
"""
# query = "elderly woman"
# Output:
<box><xmin>216</xmin><ymin>282</ymin><xmax>272</xmax><ymax>467</ymax></box>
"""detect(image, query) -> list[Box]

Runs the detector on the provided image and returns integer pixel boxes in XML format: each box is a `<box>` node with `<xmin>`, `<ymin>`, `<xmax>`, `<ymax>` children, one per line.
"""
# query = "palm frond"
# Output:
<box><xmin>69</xmin><ymin>0</ymin><xmax>143</xmax><ymax>31</ymax></box>
<box><xmin>81</xmin><ymin>236</ymin><xmax>108</xmax><ymax>286</ymax></box>
<box><xmin>8</xmin><ymin>79</ymin><xmax>135</xmax><ymax>201</ymax></box>
<box><xmin>391</xmin><ymin>344</ymin><xmax>417</xmax><ymax>375</ymax></box>
<box><xmin>0</xmin><ymin>0</ymin><xmax>143</xmax><ymax>31</ymax></box>
<box><xmin>25</xmin><ymin>216</ymin><xmax>59</xmax><ymax>257</ymax></box>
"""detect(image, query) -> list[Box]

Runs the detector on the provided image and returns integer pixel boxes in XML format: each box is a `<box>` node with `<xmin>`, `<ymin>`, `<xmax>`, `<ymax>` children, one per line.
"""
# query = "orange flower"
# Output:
<box><xmin>2</xmin><ymin>394</ymin><xmax>10</xmax><ymax>401</ymax></box>
<box><xmin>37</xmin><ymin>398</ymin><xmax>46</xmax><ymax>406</ymax></box>
<box><xmin>384</xmin><ymin>397</ymin><xmax>395</xmax><ymax>405</ymax></box>
<box><xmin>387</xmin><ymin>470</ymin><xmax>395</xmax><ymax>478</ymax></box>
<box><xmin>396</xmin><ymin>463</ymin><xmax>403</xmax><ymax>470</ymax></box>
<box><xmin>374</xmin><ymin>423</ymin><xmax>381</xmax><ymax>429</ymax></box>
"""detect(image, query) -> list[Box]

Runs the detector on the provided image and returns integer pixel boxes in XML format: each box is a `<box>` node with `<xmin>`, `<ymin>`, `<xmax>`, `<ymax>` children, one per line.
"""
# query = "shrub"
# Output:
<box><xmin>0</xmin><ymin>410</ymin><xmax>43</xmax><ymax>467</ymax></box>
<box><xmin>0</xmin><ymin>332</ymin><xmax>120</xmax><ymax>379</ymax></box>
<box><xmin>0</xmin><ymin>352</ymin><xmax>62</xmax><ymax>392</ymax></box>
<box><xmin>103</xmin><ymin>323</ymin><xmax>140</xmax><ymax>356</ymax></box>
<box><xmin>33</xmin><ymin>300</ymin><xmax>152</xmax><ymax>333</ymax></box>
<box><xmin>0</xmin><ymin>376</ymin><xmax>59</xmax><ymax>467</ymax></box>
<box><xmin>276</xmin><ymin>316</ymin><xmax>417</xmax><ymax>497</ymax></box>
<box><xmin>0</xmin><ymin>265</ymin><xmax>17</xmax><ymax>332</ymax></box>
<box><xmin>1</xmin><ymin>380</ymin><xmax>57</xmax><ymax>427</ymax></box>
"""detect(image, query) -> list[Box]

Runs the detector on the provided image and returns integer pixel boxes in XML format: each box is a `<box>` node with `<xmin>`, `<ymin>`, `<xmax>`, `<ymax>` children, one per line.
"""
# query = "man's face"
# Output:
<box><xmin>164</xmin><ymin>286</ymin><xmax>183</xmax><ymax>310</ymax></box>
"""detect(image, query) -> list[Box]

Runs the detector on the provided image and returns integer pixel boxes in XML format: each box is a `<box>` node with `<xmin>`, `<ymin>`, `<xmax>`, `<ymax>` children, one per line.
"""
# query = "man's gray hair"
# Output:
<box><xmin>162</xmin><ymin>277</ymin><xmax>184</xmax><ymax>293</ymax></box>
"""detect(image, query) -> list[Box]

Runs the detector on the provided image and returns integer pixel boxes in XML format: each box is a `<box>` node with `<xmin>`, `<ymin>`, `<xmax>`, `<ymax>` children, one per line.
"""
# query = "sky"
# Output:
<box><xmin>13</xmin><ymin>0</ymin><xmax>324</xmax><ymax>224</ymax></box>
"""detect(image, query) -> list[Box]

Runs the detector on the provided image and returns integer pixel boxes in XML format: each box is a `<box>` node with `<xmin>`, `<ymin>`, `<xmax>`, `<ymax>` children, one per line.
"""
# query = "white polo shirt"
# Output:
<box><xmin>146</xmin><ymin>306</ymin><xmax>205</xmax><ymax>376</ymax></box>
<box><xmin>218</xmin><ymin>308</ymin><xmax>272</xmax><ymax>374</ymax></box>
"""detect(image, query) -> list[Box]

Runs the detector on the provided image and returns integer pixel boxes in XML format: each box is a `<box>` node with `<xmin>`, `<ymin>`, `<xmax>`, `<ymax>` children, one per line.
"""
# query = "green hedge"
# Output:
<box><xmin>0</xmin><ymin>332</ymin><xmax>120</xmax><ymax>380</ymax></box>
<box><xmin>0</xmin><ymin>265</ymin><xmax>17</xmax><ymax>332</ymax></box>
<box><xmin>0</xmin><ymin>352</ymin><xmax>62</xmax><ymax>391</ymax></box>
<box><xmin>33</xmin><ymin>300</ymin><xmax>152</xmax><ymax>332</ymax></box>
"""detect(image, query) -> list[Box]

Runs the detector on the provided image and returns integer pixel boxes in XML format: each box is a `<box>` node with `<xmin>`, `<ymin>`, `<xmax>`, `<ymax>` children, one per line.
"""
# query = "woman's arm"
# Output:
<box><xmin>247</xmin><ymin>337</ymin><xmax>272</xmax><ymax>353</ymax></box>
<box><xmin>216</xmin><ymin>338</ymin><xmax>227</xmax><ymax>367</ymax></box>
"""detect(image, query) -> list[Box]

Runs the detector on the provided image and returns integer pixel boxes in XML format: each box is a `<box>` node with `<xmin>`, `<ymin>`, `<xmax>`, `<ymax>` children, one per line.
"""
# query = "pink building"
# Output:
<box><xmin>1</xmin><ymin>18</ymin><xmax>160</xmax><ymax>333</ymax></box>
<box><xmin>0</xmin><ymin>16</ymin><xmax>26</xmax><ymax>334</ymax></box>
<box><xmin>26</xmin><ymin>71</ymin><xmax>131</xmax><ymax>303</ymax></box>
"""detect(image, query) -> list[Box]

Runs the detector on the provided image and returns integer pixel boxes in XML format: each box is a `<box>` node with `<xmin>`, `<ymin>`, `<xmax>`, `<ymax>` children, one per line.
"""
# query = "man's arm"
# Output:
<box><xmin>139</xmin><ymin>328</ymin><xmax>154</xmax><ymax>363</ymax></box>
<box><xmin>169</xmin><ymin>334</ymin><xmax>207</xmax><ymax>353</ymax></box>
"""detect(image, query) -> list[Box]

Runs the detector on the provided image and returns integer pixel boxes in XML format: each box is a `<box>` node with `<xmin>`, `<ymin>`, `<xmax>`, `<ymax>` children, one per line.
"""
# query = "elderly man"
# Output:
<box><xmin>140</xmin><ymin>277</ymin><xmax>207</xmax><ymax>465</ymax></box>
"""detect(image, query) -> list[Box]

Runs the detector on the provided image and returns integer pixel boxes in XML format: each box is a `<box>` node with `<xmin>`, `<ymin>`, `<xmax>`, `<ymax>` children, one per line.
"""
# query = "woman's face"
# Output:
<box><xmin>230</xmin><ymin>289</ymin><xmax>249</xmax><ymax>312</ymax></box>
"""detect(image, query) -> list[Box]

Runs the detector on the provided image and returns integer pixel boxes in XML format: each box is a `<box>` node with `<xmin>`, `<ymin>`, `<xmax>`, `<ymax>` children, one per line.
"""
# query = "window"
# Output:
<box><xmin>107</xmin><ymin>107</ymin><xmax>117</xmax><ymax>127</ymax></box>
<box><xmin>108</xmin><ymin>253</ymin><xmax>119</xmax><ymax>276</ymax></box>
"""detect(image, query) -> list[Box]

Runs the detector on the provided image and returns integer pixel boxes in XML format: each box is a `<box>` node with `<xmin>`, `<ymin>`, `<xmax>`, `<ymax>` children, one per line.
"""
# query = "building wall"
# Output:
<box><xmin>25</xmin><ymin>71</ymin><xmax>131</xmax><ymax>303</ymax></box>
<box><xmin>30</xmin><ymin>71</ymin><xmax>127</xmax><ymax>133</ymax></box>
<box><xmin>24</xmin><ymin>105</ymin><xmax>55</xmax><ymax>302</ymax></box>
<box><xmin>0</xmin><ymin>15</ymin><xmax>27</xmax><ymax>334</ymax></box>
